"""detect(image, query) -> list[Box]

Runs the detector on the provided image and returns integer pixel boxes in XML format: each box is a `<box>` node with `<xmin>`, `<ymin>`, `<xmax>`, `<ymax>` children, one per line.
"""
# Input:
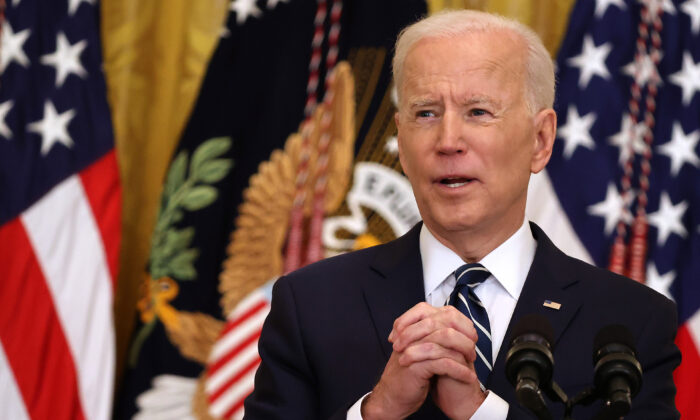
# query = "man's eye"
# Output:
<box><xmin>470</xmin><ymin>109</ymin><xmax>488</xmax><ymax>117</ymax></box>
<box><xmin>416</xmin><ymin>110</ymin><xmax>435</xmax><ymax>118</ymax></box>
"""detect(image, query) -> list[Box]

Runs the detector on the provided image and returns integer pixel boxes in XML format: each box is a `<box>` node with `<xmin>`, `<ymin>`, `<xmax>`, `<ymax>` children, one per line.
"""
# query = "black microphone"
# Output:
<box><xmin>592</xmin><ymin>325</ymin><xmax>643</xmax><ymax>419</ymax></box>
<box><xmin>505</xmin><ymin>314</ymin><xmax>555</xmax><ymax>420</ymax></box>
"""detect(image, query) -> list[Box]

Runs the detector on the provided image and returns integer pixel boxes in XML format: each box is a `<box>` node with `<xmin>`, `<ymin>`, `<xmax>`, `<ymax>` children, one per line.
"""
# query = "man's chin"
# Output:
<box><xmin>426</xmin><ymin>215</ymin><xmax>484</xmax><ymax>234</ymax></box>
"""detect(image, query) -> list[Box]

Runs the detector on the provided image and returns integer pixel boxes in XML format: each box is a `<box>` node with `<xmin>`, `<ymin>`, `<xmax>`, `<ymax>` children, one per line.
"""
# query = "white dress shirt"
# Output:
<box><xmin>348</xmin><ymin>220</ymin><xmax>537</xmax><ymax>419</ymax></box>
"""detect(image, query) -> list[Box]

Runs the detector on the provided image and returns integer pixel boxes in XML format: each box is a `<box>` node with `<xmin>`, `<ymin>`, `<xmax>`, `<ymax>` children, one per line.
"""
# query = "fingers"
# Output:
<box><xmin>427</xmin><ymin>328</ymin><xmax>478</xmax><ymax>362</ymax></box>
<box><xmin>390</xmin><ymin>304</ymin><xmax>478</xmax><ymax>353</ymax></box>
<box><xmin>389</xmin><ymin>302</ymin><xmax>436</xmax><ymax>342</ymax></box>
<box><xmin>398</xmin><ymin>328</ymin><xmax>476</xmax><ymax>364</ymax></box>
<box><xmin>398</xmin><ymin>340</ymin><xmax>466</xmax><ymax>367</ymax></box>
<box><xmin>409</xmin><ymin>357</ymin><xmax>476</xmax><ymax>384</ymax></box>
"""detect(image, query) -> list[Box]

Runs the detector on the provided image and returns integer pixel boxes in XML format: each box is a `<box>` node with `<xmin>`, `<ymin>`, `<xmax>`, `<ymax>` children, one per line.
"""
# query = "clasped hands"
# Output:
<box><xmin>362</xmin><ymin>302</ymin><xmax>486</xmax><ymax>420</ymax></box>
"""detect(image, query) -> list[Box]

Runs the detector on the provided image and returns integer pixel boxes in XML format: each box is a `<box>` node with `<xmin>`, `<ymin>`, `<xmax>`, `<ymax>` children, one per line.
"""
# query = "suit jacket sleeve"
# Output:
<box><xmin>626</xmin><ymin>295</ymin><xmax>681</xmax><ymax>419</ymax></box>
<box><xmin>243</xmin><ymin>276</ymin><xmax>320</xmax><ymax>419</ymax></box>
<box><xmin>243</xmin><ymin>276</ymin><xmax>361</xmax><ymax>420</ymax></box>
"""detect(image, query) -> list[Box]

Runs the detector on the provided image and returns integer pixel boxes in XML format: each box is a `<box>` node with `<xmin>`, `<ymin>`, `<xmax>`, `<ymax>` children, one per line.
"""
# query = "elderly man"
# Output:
<box><xmin>244</xmin><ymin>10</ymin><xmax>680</xmax><ymax>420</ymax></box>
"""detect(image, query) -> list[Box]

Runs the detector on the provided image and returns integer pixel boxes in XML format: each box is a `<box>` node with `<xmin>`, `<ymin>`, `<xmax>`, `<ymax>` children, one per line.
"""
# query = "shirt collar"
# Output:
<box><xmin>420</xmin><ymin>220</ymin><xmax>536</xmax><ymax>300</ymax></box>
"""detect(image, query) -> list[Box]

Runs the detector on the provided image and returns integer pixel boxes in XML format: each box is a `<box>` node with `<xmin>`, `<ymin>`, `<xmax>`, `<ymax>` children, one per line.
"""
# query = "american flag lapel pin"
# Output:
<box><xmin>543</xmin><ymin>300</ymin><xmax>562</xmax><ymax>310</ymax></box>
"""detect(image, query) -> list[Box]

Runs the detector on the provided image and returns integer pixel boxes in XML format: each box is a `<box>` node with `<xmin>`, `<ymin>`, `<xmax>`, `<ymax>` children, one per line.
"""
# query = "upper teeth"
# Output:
<box><xmin>446</xmin><ymin>182</ymin><xmax>467</xmax><ymax>188</ymax></box>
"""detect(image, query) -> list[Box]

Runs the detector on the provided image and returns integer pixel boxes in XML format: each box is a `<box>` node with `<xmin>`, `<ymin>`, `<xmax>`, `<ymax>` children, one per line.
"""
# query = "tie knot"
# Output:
<box><xmin>454</xmin><ymin>263</ymin><xmax>490</xmax><ymax>288</ymax></box>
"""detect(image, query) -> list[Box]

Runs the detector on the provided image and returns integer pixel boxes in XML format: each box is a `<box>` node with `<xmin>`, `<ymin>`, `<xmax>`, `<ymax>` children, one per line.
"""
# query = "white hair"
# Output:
<box><xmin>392</xmin><ymin>9</ymin><xmax>555</xmax><ymax>113</ymax></box>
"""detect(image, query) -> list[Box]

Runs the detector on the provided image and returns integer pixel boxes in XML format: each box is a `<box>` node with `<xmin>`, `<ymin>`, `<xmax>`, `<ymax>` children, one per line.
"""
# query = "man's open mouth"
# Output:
<box><xmin>439</xmin><ymin>177</ymin><xmax>472</xmax><ymax>188</ymax></box>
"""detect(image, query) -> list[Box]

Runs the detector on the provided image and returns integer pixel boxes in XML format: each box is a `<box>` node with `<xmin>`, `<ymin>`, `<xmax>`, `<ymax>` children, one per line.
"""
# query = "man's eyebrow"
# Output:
<box><xmin>405</xmin><ymin>96</ymin><xmax>502</xmax><ymax>109</ymax></box>
<box><xmin>408</xmin><ymin>98</ymin><xmax>440</xmax><ymax>108</ymax></box>
<box><xmin>462</xmin><ymin>96</ymin><xmax>499</xmax><ymax>106</ymax></box>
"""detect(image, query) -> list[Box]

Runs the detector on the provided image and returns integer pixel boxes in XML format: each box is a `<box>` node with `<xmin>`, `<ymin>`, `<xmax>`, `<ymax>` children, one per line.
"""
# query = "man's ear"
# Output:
<box><xmin>530</xmin><ymin>108</ymin><xmax>557</xmax><ymax>174</ymax></box>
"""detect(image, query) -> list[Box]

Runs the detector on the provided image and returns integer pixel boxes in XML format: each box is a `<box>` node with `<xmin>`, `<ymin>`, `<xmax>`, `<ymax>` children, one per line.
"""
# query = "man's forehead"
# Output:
<box><xmin>398</xmin><ymin>30</ymin><xmax>526</xmax><ymax>101</ymax></box>
<box><xmin>409</xmin><ymin>30</ymin><xmax>524</xmax><ymax>67</ymax></box>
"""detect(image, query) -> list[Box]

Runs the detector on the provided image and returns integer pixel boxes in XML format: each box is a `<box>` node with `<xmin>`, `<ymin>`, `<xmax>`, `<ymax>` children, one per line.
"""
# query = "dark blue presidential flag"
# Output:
<box><xmin>547</xmin><ymin>0</ymin><xmax>699</xmax><ymax>414</ymax></box>
<box><xmin>117</xmin><ymin>1</ymin><xmax>427</xmax><ymax>419</ymax></box>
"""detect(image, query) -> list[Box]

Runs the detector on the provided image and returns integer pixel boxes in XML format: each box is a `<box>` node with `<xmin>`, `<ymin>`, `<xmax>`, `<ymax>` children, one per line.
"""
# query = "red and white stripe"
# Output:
<box><xmin>0</xmin><ymin>151</ymin><xmax>121</xmax><ymax>420</ymax></box>
<box><xmin>206</xmin><ymin>289</ymin><xmax>270</xmax><ymax>420</ymax></box>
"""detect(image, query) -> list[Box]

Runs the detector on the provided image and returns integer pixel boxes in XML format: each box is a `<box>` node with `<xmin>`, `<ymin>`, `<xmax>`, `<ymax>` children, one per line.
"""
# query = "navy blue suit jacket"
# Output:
<box><xmin>244</xmin><ymin>223</ymin><xmax>680</xmax><ymax>419</ymax></box>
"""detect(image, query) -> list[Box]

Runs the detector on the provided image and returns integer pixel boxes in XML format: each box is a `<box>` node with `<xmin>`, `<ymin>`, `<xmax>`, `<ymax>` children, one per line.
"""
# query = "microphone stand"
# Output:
<box><xmin>516</xmin><ymin>379</ymin><xmax>568</xmax><ymax>420</ymax></box>
<box><xmin>542</xmin><ymin>382</ymin><xmax>624</xmax><ymax>420</ymax></box>
<box><xmin>561</xmin><ymin>385</ymin><xmax>597</xmax><ymax>420</ymax></box>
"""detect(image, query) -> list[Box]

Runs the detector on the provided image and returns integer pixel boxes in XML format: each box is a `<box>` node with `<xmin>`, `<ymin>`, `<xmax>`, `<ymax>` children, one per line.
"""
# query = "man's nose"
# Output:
<box><xmin>436</xmin><ymin>110</ymin><xmax>467</xmax><ymax>154</ymax></box>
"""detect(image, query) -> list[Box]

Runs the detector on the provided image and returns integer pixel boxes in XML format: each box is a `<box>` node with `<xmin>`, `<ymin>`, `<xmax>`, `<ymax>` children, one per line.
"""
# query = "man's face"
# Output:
<box><xmin>396</xmin><ymin>30</ymin><xmax>554</xmax><ymax>242</ymax></box>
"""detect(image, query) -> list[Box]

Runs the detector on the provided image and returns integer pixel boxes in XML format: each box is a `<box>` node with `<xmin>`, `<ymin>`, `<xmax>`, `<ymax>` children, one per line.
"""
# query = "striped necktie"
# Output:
<box><xmin>448</xmin><ymin>263</ymin><xmax>492</xmax><ymax>389</ymax></box>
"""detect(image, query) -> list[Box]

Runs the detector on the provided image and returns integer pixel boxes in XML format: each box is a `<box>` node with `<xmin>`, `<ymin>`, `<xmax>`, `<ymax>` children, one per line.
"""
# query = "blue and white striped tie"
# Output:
<box><xmin>448</xmin><ymin>263</ymin><xmax>492</xmax><ymax>389</ymax></box>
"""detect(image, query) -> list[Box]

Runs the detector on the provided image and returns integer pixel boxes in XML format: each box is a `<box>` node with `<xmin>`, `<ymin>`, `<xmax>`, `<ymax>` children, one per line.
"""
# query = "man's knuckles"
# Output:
<box><xmin>429</xmin><ymin>357</ymin><xmax>468</xmax><ymax>377</ymax></box>
<box><xmin>390</xmin><ymin>303</ymin><xmax>434</xmax><ymax>338</ymax></box>
<box><xmin>399</xmin><ymin>341</ymin><xmax>469</xmax><ymax>367</ymax></box>
<box><xmin>399</xmin><ymin>342</ymin><xmax>441</xmax><ymax>365</ymax></box>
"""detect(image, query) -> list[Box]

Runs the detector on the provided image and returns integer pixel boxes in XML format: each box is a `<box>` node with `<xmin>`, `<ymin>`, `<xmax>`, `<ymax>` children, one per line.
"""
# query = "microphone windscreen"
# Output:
<box><xmin>593</xmin><ymin>324</ymin><xmax>636</xmax><ymax>354</ymax></box>
<box><xmin>512</xmin><ymin>314</ymin><xmax>554</xmax><ymax>344</ymax></box>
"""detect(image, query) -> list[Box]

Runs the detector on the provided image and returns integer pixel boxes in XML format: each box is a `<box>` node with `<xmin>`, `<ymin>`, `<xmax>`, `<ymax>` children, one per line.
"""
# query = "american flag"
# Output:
<box><xmin>205</xmin><ymin>288</ymin><xmax>271</xmax><ymax>420</ymax></box>
<box><xmin>537</xmin><ymin>0</ymin><xmax>699</xmax><ymax>416</ymax></box>
<box><xmin>0</xmin><ymin>0</ymin><xmax>120</xmax><ymax>419</ymax></box>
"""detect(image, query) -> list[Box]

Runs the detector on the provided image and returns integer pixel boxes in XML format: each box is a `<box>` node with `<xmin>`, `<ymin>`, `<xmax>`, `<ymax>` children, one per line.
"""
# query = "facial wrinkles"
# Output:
<box><xmin>441</xmin><ymin>65</ymin><xmax>518</xmax><ymax>106</ymax></box>
<box><xmin>461</xmin><ymin>96</ymin><xmax>504</xmax><ymax>120</ymax></box>
<box><xmin>399</xmin><ymin>29</ymin><xmax>530</xmax><ymax>100</ymax></box>
<box><xmin>404</xmin><ymin>77</ymin><xmax>507</xmax><ymax>119</ymax></box>
<box><xmin>458</xmin><ymin>38</ymin><xmax>529</xmax><ymax>113</ymax></box>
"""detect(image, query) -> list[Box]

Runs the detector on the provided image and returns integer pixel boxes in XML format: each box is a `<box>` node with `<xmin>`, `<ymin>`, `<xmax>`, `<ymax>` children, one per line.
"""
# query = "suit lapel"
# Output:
<box><xmin>488</xmin><ymin>223</ymin><xmax>584</xmax><ymax>395</ymax></box>
<box><xmin>362</xmin><ymin>223</ymin><xmax>426</xmax><ymax>359</ymax></box>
